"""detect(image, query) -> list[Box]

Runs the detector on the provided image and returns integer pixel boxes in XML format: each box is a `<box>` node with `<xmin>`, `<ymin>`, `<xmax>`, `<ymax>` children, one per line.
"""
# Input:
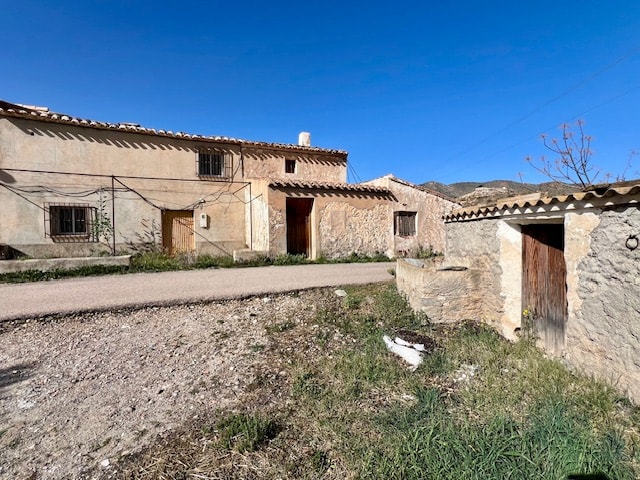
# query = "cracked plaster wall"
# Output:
<box><xmin>567</xmin><ymin>207</ymin><xmax>640</xmax><ymax>401</ymax></box>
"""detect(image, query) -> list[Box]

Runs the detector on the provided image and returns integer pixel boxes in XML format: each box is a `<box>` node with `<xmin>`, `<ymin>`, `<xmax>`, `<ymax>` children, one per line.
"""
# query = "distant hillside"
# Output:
<box><xmin>422</xmin><ymin>180</ymin><xmax>576</xmax><ymax>207</ymax></box>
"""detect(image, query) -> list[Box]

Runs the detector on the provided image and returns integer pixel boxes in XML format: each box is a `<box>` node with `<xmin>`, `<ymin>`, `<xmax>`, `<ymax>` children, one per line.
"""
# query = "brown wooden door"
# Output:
<box><xmin>162</xmin><ymin>210</ymin><xmax>195</xmax><ymax>255</ymax></box>
<box><xmin>286</xmin><ymin>198</ymin><xmax>313</xmax><ymax>256</ymax></box>
<box><xmin>522</xmin><ymin>224</ymin><xmax>566</xmax><ymax>355</ymax></box>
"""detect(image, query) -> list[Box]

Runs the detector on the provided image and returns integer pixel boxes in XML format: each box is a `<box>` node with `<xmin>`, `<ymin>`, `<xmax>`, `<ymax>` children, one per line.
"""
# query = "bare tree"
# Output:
<box><xmin>526</xmin><ymin>120</ymin><xmax>599</xmax><ymax>190</ymax></box>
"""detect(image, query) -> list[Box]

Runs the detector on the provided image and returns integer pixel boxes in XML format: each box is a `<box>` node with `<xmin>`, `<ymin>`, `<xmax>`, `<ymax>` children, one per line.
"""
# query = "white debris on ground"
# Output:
<box><xmin>383</xmin><ymin>335</ymin><xmax>424</xmax><ymax>370</ymax></box>
<box><xmin>334</xmin><ymin>289</ymin><xmax>348</xmax><ymax>297</ymax></box>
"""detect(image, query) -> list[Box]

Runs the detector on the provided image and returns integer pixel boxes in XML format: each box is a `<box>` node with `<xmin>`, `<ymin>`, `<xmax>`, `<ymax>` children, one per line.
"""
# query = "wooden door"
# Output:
<box><xmin>162</xmin><ymin>210</ymin><xmax>195</xmax><ymax>255</ymax></box>
<box><xmin>286</xmin><ymin>198</ymin><xmax>313</xmax><ymax>256</ymax></box>
<box><xmin>522</xmin><ymin>224</ymin><xmax>566</xmax><ymax>355</ymax></box>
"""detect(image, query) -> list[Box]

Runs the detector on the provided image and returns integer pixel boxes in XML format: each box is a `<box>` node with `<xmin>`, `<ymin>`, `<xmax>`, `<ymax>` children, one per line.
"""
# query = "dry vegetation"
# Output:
<box><xmin>2</xmin><ymin>283</ymin><xmax>639</xmax><ymax>480</ymax></box>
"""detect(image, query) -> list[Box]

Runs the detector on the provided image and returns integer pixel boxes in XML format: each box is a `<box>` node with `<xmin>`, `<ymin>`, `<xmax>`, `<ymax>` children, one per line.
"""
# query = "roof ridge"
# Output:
<box><xmin>0</xmin><ymin>99</ymin><xmax>348</xmax><ymax>156</ymax></box>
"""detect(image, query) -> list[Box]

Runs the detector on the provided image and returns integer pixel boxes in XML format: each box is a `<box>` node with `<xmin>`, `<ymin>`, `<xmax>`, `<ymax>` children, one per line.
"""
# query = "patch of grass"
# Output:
<box><xmin>103</xmin><ymin>284</ymin><xmax>640</xmax><ymax>480</ymax></box>
<box><xmin>0</xmin><ymin>265</ymin><xmax>128</xmax><ymax>283</ymax></box>
<box><xmin>292</xmin><ymin>371</ymin><xmax>325</xmax><ymax>398</ymax></box>
<box><xmin>363</xmin><ymin>390</ymin><xmax>633</xmax><ymax>479</ymax></box>
<box><xmin>0</xmin><ymin>250</ymin><xmax>395</xmax><ymax>284</ymax></box>
<box><xmin>214</xmin><ymin>413</ymin><xmax>280</xmax><ymax>453</ymax></box>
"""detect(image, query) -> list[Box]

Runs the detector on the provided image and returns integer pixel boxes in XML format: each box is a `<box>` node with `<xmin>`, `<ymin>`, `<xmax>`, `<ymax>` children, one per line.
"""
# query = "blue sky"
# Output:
<box><xmin>3</xmin><ymin>1</ymin><xmax>640</xmax><ymax>185</ymax></box>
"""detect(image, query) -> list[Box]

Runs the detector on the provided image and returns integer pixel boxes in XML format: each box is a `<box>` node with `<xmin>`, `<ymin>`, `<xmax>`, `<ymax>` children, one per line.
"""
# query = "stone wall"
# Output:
<box><xmin>319</xmin><ymin>202</ymin><xmax>390</xmax><ymax>258</ymax></box>
<box><xmin>396</xmin><ymin>258</ymin><xmax>479</xmax><ymax>322</ymax></box>
<box><xmin>364</xmin><ymin>176</ymin><xmax>458</xmax><ymax>255</ymax></box>
<box><xmin>568</xmin><ymin>206</ymin><xmax>640</xmax><ymax>401</ymax></box>
<box><xmin>397</xmin><ymin>201</ymin><xmax>640</xmax><ymax>403</ymax></box>
<box><xmin>396</xmin><ymin>218</ymin><xmax>506</xmax><ymax>327</ymax></box>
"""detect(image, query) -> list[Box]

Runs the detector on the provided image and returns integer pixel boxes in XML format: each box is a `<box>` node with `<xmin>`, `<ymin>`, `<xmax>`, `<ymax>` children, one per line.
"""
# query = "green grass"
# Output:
<box><xmin>109</xmin><ymin>284</ymin><xmax>640</xmax><ymax>479</ymax></box>
<box><xmin>211</xmin><ymin>413</ymin><xmax>280</xmax><ymax>453</ymax></box>
<box><xmin>0</xmin><ymin>251</ymin><xmax>393</xmax><ymax>283</ymax></box>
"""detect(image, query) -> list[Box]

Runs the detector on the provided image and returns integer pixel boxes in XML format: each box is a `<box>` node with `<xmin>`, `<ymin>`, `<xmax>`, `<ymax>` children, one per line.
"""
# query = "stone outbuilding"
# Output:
<box><xmin>0</xmin><ymin>100</ymin><xmax>456</xmax><ymax>262</ymax></box>
<box><xmin>363</xmin><ymin>174</ymin><xmax>458</xmax><ymax>256</ymax></box>
<box><xmin>397</xmin><ymin>182</ymin><xmax>640</xmax><ymax>402</ymax></box>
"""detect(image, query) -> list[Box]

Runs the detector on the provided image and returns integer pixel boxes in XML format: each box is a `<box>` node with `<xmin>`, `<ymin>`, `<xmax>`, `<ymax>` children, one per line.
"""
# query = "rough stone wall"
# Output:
<box><xmin>396</xmin><ymin>258</ymin><xmax>478</xmax><ymax>323</ymax></box>
<box><xmin>396</xmin><ymin>219</ymin><xmax>505</xmax><ymax>325</ymax></box>
<box><xmin>364</xmin><ymin>176</ymin><xmax>458</xmax><ymax>255</ymax></box>
<box><xmin>568</xmin><ymin>206</ymin><xmax>640</xmax><ymax>401</ymax></box>
<box><xmin>319</xmin><ymin>202</ymin><xmax>391</xmax><ymax>258</ymax></box>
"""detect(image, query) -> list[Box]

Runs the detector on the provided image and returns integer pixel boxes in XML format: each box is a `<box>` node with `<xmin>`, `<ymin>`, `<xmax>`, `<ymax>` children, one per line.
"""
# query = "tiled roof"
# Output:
<box><xmin>446</xmin><ymin>182</ymin><xmax>640</xmax><ymax>221</ymax></box>
<box><xmin>269</xmin><ymin>179</ymin><xmax>391</xmax><ymax>194</ymax></box>
<box><xmin>0</xmin><ymin>100</ymin><xmax>348</xmax><ymax>156</ymax></box>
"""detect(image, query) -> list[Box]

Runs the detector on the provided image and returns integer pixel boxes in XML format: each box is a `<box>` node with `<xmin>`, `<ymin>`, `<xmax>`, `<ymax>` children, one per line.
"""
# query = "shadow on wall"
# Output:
<box><xmin>0</xmin><ymin>169</ymin><xmax>16</xmax><ymax>183</ymax></box>
<box><xmin>9</xmin><ymin>118</ymin><xmax>202</xmax><ymax>152</ymax></box>
<box><xmin>0</xmin><ymin>244</ymin><xmax>26</xmax><ymax>260</ymax></box>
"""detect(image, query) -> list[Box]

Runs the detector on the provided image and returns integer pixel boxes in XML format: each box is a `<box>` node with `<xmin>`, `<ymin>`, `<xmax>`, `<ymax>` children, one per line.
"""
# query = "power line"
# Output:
<box><xmin>446</xmin><ymin>45</ymin><xmax>640</xmax><ymax>163</ymax></box>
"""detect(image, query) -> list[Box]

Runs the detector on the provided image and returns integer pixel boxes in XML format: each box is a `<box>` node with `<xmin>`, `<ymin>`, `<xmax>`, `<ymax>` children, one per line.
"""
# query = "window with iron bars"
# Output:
<box><xmin>48</xmin><ymin>204</ymin><xmax>95</xmax><ymax>239</ymax></box>
<box><xmin>197</xmin><ymin>148</ymin><xmax>233</xmax><ymax>179</ymax></box>
<box><xmin>394</xmin><ymin>211</ymin><xmax>417</xmax><ymax>237</ymax></box>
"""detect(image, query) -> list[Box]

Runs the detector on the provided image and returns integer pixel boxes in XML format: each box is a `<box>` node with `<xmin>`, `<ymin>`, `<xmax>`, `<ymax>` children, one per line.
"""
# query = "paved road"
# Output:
<box><xmin>0</xmin><ymin>262</ymin><xmax>396</xmax><ymax>321</ymax></box>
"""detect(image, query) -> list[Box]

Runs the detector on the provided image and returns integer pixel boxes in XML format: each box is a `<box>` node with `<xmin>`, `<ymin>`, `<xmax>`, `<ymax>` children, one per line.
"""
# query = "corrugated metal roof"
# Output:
<box><xmin>269</xmin><ymin>179</ymin><xmax>391</xmax><ymax>194</ymax></box>
<box><xmin>0</xmin><ymin>100</ymin><xmax>348</xmax><ymax>156</ymax></box>
<box><xmin>446</xmin><ymin>183</ymin><xmax>640</xmax><ymax>221</ymax></box>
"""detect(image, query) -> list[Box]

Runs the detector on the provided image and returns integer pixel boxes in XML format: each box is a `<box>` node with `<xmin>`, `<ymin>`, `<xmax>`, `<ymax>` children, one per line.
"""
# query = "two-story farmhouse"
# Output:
<box><xmin>0</xmin><ymin>100</ymin><xmax>457</xmax><ymax>261</ymax></box>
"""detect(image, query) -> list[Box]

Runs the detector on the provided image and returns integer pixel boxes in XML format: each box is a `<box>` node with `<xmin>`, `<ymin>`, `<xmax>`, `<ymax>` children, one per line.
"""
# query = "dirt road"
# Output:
<box><xmin>0</xmin><ymin>262</ymin><xmax>395</xmax><ymax>321</ymax></box>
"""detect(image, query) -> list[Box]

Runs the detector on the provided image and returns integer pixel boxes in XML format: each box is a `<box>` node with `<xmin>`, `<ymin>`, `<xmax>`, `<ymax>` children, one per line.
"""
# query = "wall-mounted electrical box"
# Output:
<box><xmin>199</xmin><ymin>213</ymin><xmax>209</xmax><ymax>229</ymax></box>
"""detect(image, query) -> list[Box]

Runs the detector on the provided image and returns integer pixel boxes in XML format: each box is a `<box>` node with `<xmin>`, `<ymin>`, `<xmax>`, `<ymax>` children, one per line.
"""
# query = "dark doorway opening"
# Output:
<box><xmin>286</xmin><ymin>198</ymin><xmax>313</xmax><ymax>256</ymax></box>
<box><xmin>522</xmin><ymin>223</ymin><xmax>567</xmax><ymax>355</ymax></box>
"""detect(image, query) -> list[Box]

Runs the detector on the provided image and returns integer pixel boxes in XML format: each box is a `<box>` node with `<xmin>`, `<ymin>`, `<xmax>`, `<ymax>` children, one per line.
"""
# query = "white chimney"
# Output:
<box><xmin>298</xmin><ymin>131</ymin><xmax>311</xmax><ymax>146</ymax></box>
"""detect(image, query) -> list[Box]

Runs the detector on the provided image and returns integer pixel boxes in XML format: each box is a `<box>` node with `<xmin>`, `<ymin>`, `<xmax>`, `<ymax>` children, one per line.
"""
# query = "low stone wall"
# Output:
<box><xmin>0</xmin><ymin>255</ymin><xmax>132</xmax><ymax>274</ymax></box>
<box><xmin>396</xmin><ymin>258</ymin><xmax>484</xmax><ymax>323</ymax></box>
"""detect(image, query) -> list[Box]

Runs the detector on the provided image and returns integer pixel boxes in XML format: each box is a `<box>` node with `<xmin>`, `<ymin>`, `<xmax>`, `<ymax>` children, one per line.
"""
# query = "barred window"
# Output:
<box><xmin>285</xmin><ymin>159</ymin><xmax>296</xmax><ymax>174</ymax></box>
<box><xmin>49</xmin><ymin>205</ymin><xmax>92</xmax><ymax>237</ymax></box>
<box><xmin>394</xmin><ymin>211</ymin><xmax>416</xmax><ymax>237</ymax></box>
<box><xmin>197</xmin><ymin>149</ymin><xmax>232</xmax><ymax>179</ymax></box>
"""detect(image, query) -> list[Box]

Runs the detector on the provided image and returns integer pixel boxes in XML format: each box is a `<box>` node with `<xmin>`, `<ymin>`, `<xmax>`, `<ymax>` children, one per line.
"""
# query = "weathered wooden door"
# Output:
<box><xmin>522</xmin><ymin>224</ymin><xmax>567</xmax><ymax>355</ymax></box>
<box><xmin>162</xmin><ymin>210</ymin><xmax>195</xmax><ymax>255</ymax></box>
<box><xmin>286</xmin><ymin>198</ymin><xmax>313</xmax><ymax>256</ymax></box>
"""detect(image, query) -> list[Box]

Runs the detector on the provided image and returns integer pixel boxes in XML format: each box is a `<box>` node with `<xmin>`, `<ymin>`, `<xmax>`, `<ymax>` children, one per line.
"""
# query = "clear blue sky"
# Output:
<box><xmin>3</xmin><ymin>1</ymin><xmax>639</xmax><ymax>185</ymax></box>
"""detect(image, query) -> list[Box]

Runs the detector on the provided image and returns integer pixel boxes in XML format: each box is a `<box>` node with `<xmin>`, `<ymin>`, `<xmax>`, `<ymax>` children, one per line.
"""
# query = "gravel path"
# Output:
<box><xmin>0</xmin><ymin>265</ymin><xmax>395</xmax><ymax>479</ymax></box>
<box><xmin>0</xmin><ymin>289</ymin><xmax>357</xmax><ymax>479</ymax></box>
<box><xmin>0</xmin><ymin>263</ymin><xmax>395</xmax><ymax>321</ymax></box>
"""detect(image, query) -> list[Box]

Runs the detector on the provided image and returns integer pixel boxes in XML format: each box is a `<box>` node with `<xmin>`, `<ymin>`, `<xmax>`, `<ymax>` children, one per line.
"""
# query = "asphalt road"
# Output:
<box><xmin>0</xmin><ymin>262</ymin><xmax>396</xmax><ymax>321</ymax></box>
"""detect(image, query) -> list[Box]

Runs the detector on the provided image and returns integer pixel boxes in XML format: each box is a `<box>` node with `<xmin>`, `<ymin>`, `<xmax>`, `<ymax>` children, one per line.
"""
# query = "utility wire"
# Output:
<box><xmin>446</xmin><ymin>45</ymin><xmax>640</xmax><ymax>163</ymax></box>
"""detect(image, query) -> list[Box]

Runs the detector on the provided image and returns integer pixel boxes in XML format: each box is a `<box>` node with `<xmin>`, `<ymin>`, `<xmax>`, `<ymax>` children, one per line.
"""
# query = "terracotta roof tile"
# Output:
<box><xmin>0</xmin><ymin>100</ymin><xmax>348</xmax><ymax>156</ymax></box>
<box><xmin>269</xmin><ymin>179</ymin><xmax>391</xmax><ymax>194</ymax></box>
<box><xmin>446</xmin><ymin>182</ymin><xmax>640</xmax><ymax>221</ymax></box>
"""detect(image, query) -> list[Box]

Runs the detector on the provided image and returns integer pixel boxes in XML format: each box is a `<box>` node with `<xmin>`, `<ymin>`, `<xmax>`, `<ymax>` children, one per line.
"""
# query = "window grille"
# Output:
<box><xmin>197</xmin><ymin>148</ymin><xmax>233</xmax><ymax>179</ymax></box>
<box><xmin>285</xmin><ymin>159</ymin><xmax>296</xmax><ymax>174</ymax></box>
<box><xmin>46</xmin><ymin>204</ymin><xmax>95</xmax><ymax>241</ymax></box>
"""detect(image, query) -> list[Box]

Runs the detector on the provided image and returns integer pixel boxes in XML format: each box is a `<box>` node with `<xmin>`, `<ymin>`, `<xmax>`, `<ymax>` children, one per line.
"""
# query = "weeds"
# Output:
<box><xmin>107</xmin><ymin>284</ymin><xmax>640</xmax><ymax>479</ymax></box>
<box><xmin>214</xmin><ymin>413</ymin><xmax>280</xmax><ymax>453</ymax></box>
<box><xmin>0</xmin><ymin>251</ymin><xmax>393</xmax><ymax>283</ymax></box>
